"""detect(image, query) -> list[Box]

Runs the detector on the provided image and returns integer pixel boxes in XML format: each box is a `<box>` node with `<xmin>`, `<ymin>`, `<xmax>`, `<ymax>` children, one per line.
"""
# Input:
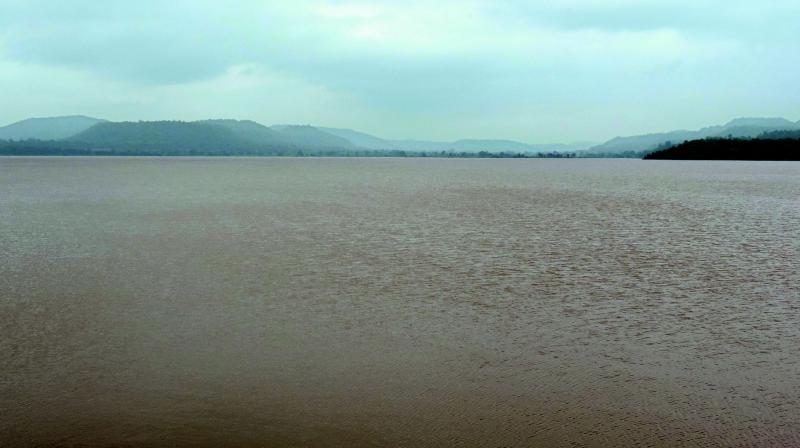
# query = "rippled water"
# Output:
<box><xmin>1</xmin><ymin>157</ymin><xmax>799</xmax><ymax>447</ymax></box>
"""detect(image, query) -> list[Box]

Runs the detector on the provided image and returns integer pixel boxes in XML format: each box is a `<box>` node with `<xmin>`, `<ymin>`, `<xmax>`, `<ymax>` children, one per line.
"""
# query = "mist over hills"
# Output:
<box><xmin>319</xmin><ymin>127</ymin><xmax>592</xmax><ymax>153</ymax></box>
<box><xmin>316</xmin><ymin>127</ymin><xmax>593</xmax><ymax>153</ymax></box>
<box><xmin>1</xmin><ymin>115</ymin><xmax>798</xmax><ymax>156</ymax></box>
<box><xmin>270</xmin><ymin>125</ymin><xmax>355</xmax><ymax>149</ymax></box>
<box><xmin>0</xmin><ymin>116</ymin><xmax>590</xmax><ymax>154</ymax></box>
<box><xmin>317</xmin><ymin>127</ymin><xmax>401</xmax><ymax>150</ymax></box>
<box><xmin>0</xmin><ymin>115</ymin><xmax>106</xmax><ymax>140</ymax></box>
<box><xmin>381</xmin><ymin>139</ymin><xmax>592</xmax><ymax>154</ymax></box>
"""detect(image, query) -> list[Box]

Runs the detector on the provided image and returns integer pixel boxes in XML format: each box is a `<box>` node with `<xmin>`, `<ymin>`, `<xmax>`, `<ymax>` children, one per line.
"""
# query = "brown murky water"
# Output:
<box><xmin>1</xmin><ymin>157</ymin><xmax>799</xmax><ymax>447</ymax></box>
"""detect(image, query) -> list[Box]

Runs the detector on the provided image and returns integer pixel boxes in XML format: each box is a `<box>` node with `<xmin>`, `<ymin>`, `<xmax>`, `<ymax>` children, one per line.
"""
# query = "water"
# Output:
<box><xmin>1</xmin><ymin>157</ymin><xmax>798</xmax><ymax>447</ymax></box>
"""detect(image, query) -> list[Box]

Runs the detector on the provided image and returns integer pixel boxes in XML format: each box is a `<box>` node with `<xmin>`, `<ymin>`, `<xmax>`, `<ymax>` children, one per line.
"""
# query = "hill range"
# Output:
<box><xmin>0</xmin><ymin>115</ymin><xmax>798</xmax><ymax>157</ymax></box>
<box><xmin>0</xmin><ymin>116</ymin><xmax>589</xmax><ymax>155</ymax></box>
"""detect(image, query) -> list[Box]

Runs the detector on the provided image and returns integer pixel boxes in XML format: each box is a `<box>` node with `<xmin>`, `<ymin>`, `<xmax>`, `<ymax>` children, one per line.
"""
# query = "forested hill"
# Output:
<box><xmin>644</xmin><ymin>137</ymin><xmax>800</xmax><ymax>161</ymax></box>
<box><xmin>62</xmin><ymin>120</ymin><xmax>355</xmax><ymax>154</ymax></box>
<box><xmin>67</xmin><ymin>121</ymin><xmax>265</xmax><ymax>153</ymax></box>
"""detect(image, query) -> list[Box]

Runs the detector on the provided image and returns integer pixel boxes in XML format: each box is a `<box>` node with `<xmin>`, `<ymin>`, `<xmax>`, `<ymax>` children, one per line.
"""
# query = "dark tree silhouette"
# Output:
<box><xmin>644</xmin><ymin>138</ymin><xmax>800</xmax><ymax>161</ymax></box>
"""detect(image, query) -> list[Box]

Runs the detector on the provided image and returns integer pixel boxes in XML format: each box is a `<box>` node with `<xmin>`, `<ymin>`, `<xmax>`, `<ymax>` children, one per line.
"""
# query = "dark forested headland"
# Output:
<box><xmin>644</xmin><ymin>131</ymin><xmax>800</xmax><ymax>161</ymax></box>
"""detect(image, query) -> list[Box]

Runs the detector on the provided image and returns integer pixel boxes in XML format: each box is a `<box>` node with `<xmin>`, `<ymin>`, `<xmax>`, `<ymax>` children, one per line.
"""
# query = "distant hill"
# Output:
<box><xmin>450</xmin><ymin>139</ymin><xmax>591</xmax><ymax>153</ymax></box>
<box><xmin>270</xmin><ymin>125</ymin><xmax>354</xmax><ymax>150</ymax></box>
<box><xmin>724</xmin><ymin>117</ymin><xmax>797</xmax><ymax>128</ymax></box>
<box><xmin>199</xmin><ymin>120</ymin><xmax>356</xmax><ymax>150</ymax></box>
<box><xmin>452</xmin><ymin>139</ymin><xmax>542</xmax><ymax>152</ymax></box>
<box><xmin>0</xmin><ymin>115</ymin><xmax>106</xmax><ymax>140</ymax></box>
<box><xmin>68</xmin><ymin>121</ymin><xmax>266</xmax><ymax>154</ymax></box>
<box><xmin>318</xmin><ymin>127</ymin><xmax>399</xmax><ymax>150</ymax></box>
<box><xmin>393</xmin><ymin>138</ymin><xmax>590</xmax><ymax>153</ymax></box>
<box><xmin>198</xmin><ymin>120</ymin><xmax>359</xmax><ymax>150</ymax></box>
<box><xmin>197</xmin><ymin>119</ymin><xmax>285</xmax><ymax>146</ymax></box>
<box><xmin>588</xmin><ymin>117</ymin><xmax>800</xmax><ymax>154</ymax></box>
<box><xmin>65</xmin><ymin>120</ymin><xmax>361</xmax><ymax>154</ymax></box>
<box><xmin>320</xmin><ymin>127</ymin><xmax>590</xmax><ymax>153</ymax></box>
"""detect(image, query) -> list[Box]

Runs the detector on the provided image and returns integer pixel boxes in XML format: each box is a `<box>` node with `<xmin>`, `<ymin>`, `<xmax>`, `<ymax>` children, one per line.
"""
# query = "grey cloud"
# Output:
<box><xmin>0</xmin><ymin>0</ymin><xmax>797</xmax><ymax>142</ymax></box>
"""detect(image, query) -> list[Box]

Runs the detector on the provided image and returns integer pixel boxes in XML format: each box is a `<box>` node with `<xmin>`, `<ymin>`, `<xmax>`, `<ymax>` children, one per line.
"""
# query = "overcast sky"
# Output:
<box><xmin>1</xmin><ymin>0</ymin><xmax>798</xmax><ymax>142</ymax></box>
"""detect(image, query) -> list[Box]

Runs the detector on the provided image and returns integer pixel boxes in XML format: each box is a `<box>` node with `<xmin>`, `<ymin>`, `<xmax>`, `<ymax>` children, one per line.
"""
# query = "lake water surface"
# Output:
<box><xmin>1</xmin><ymin>157</ymin><xmax>799</xmax><ymax>447</ymax></box>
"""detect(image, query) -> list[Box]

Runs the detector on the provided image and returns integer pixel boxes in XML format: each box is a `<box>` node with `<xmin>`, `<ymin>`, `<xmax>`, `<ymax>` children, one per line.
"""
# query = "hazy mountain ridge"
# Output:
<box><xmin>2</xmin><ymin>115</ymin><xmax>798</xmax><ymax>156</ymax></box>
<box><xmin>319</xmin><ymin>128</ymin><xmax>589</xmax><ymax>153</ymax></box>
<box><xmin>588</xmin><ymin>117</ymin><xmax>800</xmax><ymax>154</ymax></box>
<box><xmin>316</xmin><ymin>133</ymin><xmax>591</xmax><ymax>153</ymax></box>
<box><xmin>318</xmin><ymin>127</ymin><xmax>400</xmax><ymax>150</ymax></box>
<box><xmin>270</xmin><ymin>125</ymin><xmax>354</xmax><ymax>150</ymax></box>
<box><xmin>451</xmin><ymin>139</ymin><xmax>592</xmax><ymax>153</ymax></box>
<box><xmin>0</xmin><ymin>116</ymin><xmax>589</xmax><ymax>153</ymax></box>
<box><xmin>0</xmin><ymin>115</ymin><xmax>106</xmax><ymax>140</ymax></box>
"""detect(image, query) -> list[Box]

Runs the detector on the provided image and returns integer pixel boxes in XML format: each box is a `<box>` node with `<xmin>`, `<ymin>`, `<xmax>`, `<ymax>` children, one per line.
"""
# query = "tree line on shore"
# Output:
<box><xmin>644</xmin><ymin>131</ymin><xmax>800</xmax><ymax>160</ymax></box>
<box><xmin>0</xmin><ymin>139</ymin><xmax>580</xmax><ymax>158</ymax></box>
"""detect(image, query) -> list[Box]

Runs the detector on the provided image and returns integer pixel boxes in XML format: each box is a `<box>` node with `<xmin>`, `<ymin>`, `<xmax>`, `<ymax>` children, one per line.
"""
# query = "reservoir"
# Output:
<box><xmin>1</xmin><ymin>157</ymin><xmax>798</xmax><ymax>447</ymax></box>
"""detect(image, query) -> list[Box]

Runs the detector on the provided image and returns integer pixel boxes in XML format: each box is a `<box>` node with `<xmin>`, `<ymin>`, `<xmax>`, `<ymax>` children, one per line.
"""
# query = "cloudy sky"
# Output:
<box><xmin>0</xmin><ymin>0</ymin><xmax>798</xmax><ymax>142</ymax></box>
